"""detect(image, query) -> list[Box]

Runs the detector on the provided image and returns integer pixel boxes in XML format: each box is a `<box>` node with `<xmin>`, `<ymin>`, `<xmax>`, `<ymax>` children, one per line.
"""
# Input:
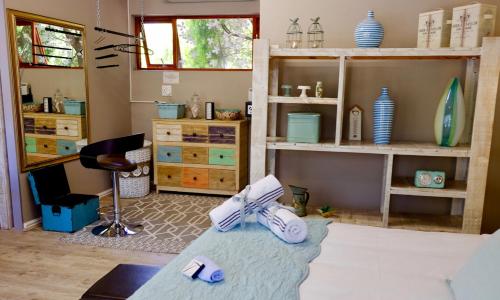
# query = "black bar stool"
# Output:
<box><xmin>80</xmin><ymin>133</ymin><xmax>145</xmax><ymax>237</ymax></box>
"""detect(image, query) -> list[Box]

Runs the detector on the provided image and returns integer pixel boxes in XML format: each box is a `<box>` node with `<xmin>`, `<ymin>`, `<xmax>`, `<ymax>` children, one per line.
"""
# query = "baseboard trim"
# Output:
<box><xmin>97</xmin><ymin>188</ymin><xmax>113</xmax><ymax>199</ymax></box>
<box><xmin>23</xmin><ymin>217</ymin><xmax>41</xmax><ymax>231</ymax></box>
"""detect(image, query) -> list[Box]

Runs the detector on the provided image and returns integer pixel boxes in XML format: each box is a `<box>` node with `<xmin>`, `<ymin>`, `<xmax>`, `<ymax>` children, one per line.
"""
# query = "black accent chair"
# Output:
<box><xmin>80</xmin><ymin>133</ymin><xmax>145</xmax><ymax>237</ymax></box>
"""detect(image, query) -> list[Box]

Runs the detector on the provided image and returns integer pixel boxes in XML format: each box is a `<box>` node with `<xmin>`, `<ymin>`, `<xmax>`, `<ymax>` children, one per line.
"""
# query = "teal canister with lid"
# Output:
<box><xmin>287</xmin><ymin>112</ymin><xmax>321</xmax><ymax>143</ymax></box>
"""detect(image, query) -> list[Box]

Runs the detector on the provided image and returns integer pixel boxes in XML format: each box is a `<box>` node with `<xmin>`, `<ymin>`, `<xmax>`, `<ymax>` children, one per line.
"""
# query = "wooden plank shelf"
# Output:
<box><xmin>270</xmin><ymin>47</ymin><xmax>481</xmax><ymax>59</ymax></box>
<box><xmin>391</xmin><ymin>177</ymin><xmax>467</xmax><ymax>198</ymax></box>
<box><xmin>266</xmin><ymin>137</ymin><xmax>471</xmax><ymax>157</ymax></box>
<box><xmin>389</xmin><ymin>213</ymin><xmax>463</xmax><ymax>233</ymax></box>
<box><xmin>268</xmin><ymin>96</ymin><xmax>338</xmax><ymax>105</ymax></box>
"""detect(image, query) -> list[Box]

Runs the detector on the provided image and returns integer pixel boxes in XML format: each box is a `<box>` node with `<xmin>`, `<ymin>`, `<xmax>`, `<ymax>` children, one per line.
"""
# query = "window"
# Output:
<box><xmin>135</xmin><ymin>15</ymin><xmax>259</xmax><ymax>70</ymax></box>
<box><xmin>16</xmin><ymin>19</ymin><xmax>83</xmax><ymax>68</ymax></box>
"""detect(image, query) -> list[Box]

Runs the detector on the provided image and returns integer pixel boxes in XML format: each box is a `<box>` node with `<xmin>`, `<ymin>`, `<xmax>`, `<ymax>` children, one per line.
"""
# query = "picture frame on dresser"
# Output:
<box><xmin>152</xmin><ymin>118</ymin><xmax>249</xmax><ymax>195</ymax></box>
<box><xmin>6</xmin><ymin>9</ymin><xmax>90</xmax><ymax>171</ymax></box>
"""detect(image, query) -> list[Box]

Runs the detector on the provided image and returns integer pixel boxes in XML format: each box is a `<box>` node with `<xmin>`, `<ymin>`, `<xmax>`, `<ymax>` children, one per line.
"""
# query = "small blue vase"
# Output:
<box><xmin>355</xmin><ymin>10</ymin><xmax>384</xmax><ymax>48</ymax></box>
<box><xmin>373</xmin><ymin>87</ymin><xmax>394</xmax><ymax>145</ymax></box>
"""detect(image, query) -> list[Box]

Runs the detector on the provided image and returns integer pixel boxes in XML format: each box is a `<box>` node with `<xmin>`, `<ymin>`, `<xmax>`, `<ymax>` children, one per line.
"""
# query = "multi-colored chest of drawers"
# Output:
<box><xmin>153</xmin><ymin>119</ymin><xmax>248</xmax><ymax>196</ymax></box>
<box><xmin>23</xmin><ymin>112</ymin><xmax>86</xmax><ymax>164</ymax></box>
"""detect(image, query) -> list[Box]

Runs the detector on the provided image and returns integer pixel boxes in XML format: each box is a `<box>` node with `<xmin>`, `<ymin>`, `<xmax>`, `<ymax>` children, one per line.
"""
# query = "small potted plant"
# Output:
<box><xmin>317</xmin><ymin>205</ymin><xmax>336</xmax><ymax>218</ymax></box>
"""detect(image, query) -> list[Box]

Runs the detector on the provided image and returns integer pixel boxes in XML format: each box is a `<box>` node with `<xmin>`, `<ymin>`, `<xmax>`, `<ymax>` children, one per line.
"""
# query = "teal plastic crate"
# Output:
<box><xmin>287</xmin><ymin>112</ymin><xmax>321</xmax><ymax>143</ymax></box>
<box><xmin>63</xmin><ymin>99</ymin><xmax>86</xmax><ymax>115</ymax></box>
<box><xmin>156</xmin><ymin>103</ymin><xmax>185</xmax><ymax>119</ymax></box>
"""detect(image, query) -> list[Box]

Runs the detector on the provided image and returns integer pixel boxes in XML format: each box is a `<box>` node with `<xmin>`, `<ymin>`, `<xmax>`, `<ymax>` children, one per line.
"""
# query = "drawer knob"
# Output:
<box><xmin>65</xmin><ymin>146</ymin><xmax>69</xmax><ymax>150</ymax></box>
<box><xmin>193</xmin><ymin>153</ymin><xmax>197</xmax><ymax>157</ymax></box>
<box><xmin>167</xmin><ymin>131</ymin><xmax>171</xmax><ymax>135</ymax></box>
<box><xmin>167</xmin><ymin>152</ymin><xmax>171</xmax><ymax>157</ymax></box>
<box><xmin>193</xmin><ymin>176</ymin><xmax>197</xmax><ymax>181</ymax></box>
<box><xmin>44</xmin><ymin>144</ymin><xmax>48</xmax><ymax>148</ymax></box>
<box><xmin>193</xmin><ymin>133</ymin><xmax>197</xmax><ymax>137</ymax></box>
<box><xmin>64</xmin><ymin>126</ymin><xmax>68</xmax><ymax>130</ymax></box>
<box><xmin>220</xmin><ymin>178</ymin><xmax>224</xmax><ymax>183</ymax></box>
<box><xmin>167</xmin><ymin>175</ymin><xmax>171</xmax><ymax>179</ymax></box>
<box><xmin>219</xmin><ymin>133</ymin><xmax>224</xmax><ymax>138</ymax></box>
<box><xmin>43</xmin><ymin>125</ymin><xmax>47</xmax><ymax>129</ymax></box>
<box><xmin>219</xmin><ymin>155</ymin><xmax>224</xmax><ymax>159</ymax></box>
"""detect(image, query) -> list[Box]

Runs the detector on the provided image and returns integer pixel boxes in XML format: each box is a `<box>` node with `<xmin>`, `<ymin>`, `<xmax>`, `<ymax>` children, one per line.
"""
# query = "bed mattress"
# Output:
<box><xmin>300</xmin><ymin>223</ymin><xmax>487</xmax><ymax>300</ymax></box>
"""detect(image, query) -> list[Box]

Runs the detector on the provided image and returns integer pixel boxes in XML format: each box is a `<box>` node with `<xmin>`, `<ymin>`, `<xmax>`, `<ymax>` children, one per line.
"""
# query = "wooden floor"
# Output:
<box><xmin>0</xmin><ymin>228</ymin><xmax>176</xmax><ymax>300</ymax></box>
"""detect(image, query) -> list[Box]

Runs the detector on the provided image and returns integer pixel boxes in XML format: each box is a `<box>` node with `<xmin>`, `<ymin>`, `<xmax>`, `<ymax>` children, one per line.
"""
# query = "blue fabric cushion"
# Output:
<box><xmin>449</xmin><ymin>230</ymin><xmax>500</xmax><ymax>300</ymax></box>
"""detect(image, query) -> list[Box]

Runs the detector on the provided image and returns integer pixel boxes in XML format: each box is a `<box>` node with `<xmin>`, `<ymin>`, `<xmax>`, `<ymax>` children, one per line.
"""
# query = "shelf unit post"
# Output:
<box><xmin>381</xmin><ymin>154</ymin><xmax>394</xmax><ymax>227</ymax></box>
<box><xmin>463</xmin><ymin>37</ymin><xmax>500</xmax><ymax>233</ymax></box>
<box><xmin>267</xmin><ymin>58</ymin><xmax>280</xmax><ymax>175</ymax></box>
<box><xmin>335</xmin><ymin>56</ymin><xmax>347</xmax><ymax>145</ymax></box>
<box><xmin>250</xmin><ymin>39</ymin><xmax>270</xmax><ymax>183</ymax></box>
<box><xmin>462</xmin><ymin>58</ymin><xmax>480</xmax><ymax>144</ymax></box>
<box><xmin>451</xmin><ymin>157</ymin><xmax>468</xmax><ymax>216</ymax></box>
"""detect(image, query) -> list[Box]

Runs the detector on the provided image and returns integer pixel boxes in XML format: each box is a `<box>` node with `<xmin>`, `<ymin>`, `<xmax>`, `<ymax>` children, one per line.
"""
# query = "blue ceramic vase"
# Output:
<box><xmin>355</xmin><ymin>10</ymin><xmax>384</xmax><ymax>48</ymax></box>
<box><xmin>373</xmin><ymin>87</ymin><xmax>394</xmax><ymax>145</ymax></box>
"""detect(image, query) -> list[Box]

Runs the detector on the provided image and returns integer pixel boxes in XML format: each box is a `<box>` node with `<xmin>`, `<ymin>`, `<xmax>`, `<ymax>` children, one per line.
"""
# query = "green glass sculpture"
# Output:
<box><xmin>434</xmin><ymin>77</ymin><xmax>466</xmax><ymax>147</ymax></box>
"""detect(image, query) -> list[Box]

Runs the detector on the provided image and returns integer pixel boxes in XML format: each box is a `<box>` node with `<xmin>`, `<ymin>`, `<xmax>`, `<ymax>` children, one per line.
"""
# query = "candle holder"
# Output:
<box><xmin>286</xmin><ymin>18</ymin><xmax>303</xmax><ymax>49</ymax></box>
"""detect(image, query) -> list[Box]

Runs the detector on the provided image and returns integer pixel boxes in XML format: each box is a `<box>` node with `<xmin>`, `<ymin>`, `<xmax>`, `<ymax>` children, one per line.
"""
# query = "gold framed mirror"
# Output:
<box><xmin>7</xmin><ymin>10</ymin><xmax>89</xmax><ymax>172</ymax></box>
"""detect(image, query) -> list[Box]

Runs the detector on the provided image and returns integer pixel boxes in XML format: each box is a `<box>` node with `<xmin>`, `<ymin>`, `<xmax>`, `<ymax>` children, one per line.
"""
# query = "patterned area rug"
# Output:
<box><xmin>60</xmin><ymin>193</ymin><xmax>225</xmax><ymax>254</ymax></box>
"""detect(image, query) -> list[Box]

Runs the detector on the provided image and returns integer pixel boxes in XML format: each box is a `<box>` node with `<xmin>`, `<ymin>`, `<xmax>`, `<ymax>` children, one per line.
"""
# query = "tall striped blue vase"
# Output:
<box><xmin>355</xmin><ymin>10</ymin><xmax>384</xmax><ymax>48</ymax></box>
<box><xmin>434</xmin><ymin>77</ymin><xmax>465</xmax><ymax>147</ymax></box>
<box><xmin>373</xmin><ymin>87</ymin><xmax>394</xmax><ymax>145</ymax></box>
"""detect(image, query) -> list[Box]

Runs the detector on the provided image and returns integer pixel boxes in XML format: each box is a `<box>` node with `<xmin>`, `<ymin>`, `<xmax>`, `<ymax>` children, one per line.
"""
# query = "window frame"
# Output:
<box><xmin>135</xmin><ymin>14</ymin><xmax>260</xmax><ymax>71</ymax></box>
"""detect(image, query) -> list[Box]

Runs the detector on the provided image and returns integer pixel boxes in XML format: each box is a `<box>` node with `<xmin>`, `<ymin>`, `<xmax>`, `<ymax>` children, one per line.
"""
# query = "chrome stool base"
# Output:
<box><xmin>92</xmin><ymin>222</ymin><xmax>143</xmax><ymax>237</ymax></box>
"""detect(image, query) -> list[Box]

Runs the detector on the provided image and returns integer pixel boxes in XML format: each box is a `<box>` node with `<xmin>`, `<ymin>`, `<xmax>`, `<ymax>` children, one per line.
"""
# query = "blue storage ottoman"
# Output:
<box><xmin>28</xmin><ymin>164</ymin><xmax>99</xmax><ymax>233</ymax></box>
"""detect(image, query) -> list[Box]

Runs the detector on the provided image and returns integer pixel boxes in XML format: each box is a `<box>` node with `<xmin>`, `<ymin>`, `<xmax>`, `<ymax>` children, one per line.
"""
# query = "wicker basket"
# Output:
<box><xmin>119</xmin><ymin>140</ymin><xmax>152</xmax><ymax>198</ymax></box>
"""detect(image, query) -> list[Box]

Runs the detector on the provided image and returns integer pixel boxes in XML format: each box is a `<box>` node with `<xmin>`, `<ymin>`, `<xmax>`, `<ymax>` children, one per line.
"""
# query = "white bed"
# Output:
<box><xmin>300</xmin><ymin>223</ymin><xmax>487</xmax><ymax>300</ymax></box>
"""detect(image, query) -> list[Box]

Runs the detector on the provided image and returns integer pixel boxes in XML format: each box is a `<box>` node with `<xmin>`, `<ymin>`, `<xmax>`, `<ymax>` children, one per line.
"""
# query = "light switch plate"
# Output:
<box><xmin>162</xmin><ymin>85</ymin><xmax>172</xmax><ymax>97</ymax></box>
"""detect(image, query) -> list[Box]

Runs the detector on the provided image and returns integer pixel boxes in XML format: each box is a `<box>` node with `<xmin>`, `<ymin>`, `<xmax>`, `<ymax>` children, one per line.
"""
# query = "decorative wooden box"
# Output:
<box><xmin>450</xmin><ymin>3</ymin><xmax>497</xmax><ymax>48</ymax></box>
<box><xmin>287</xmin><ymin>112</ymin><xmax>321</xmax><ymax>143</ymax></box>
<box><xmin>417</xmin><ymin>9</ymin><xmax>452</xmax><ymax>48</ymax></box>
<box><xmin>23</xmin><ymin>112</ymin><xmax>86</xmax><ymax>164</ymax></box>
<box><xmin>152</xmin><ymin>118</ymin><xmax>248</xmax><ymax>195</ymax></box>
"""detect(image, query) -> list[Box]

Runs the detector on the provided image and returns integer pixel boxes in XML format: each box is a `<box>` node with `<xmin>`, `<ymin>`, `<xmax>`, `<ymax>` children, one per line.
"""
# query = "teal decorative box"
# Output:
<box><xmin>156</xmin><ymin>103</ymin><xmax>185</xmax><ymax>119</ymax></box>
<box><xmin>287</xmin><ymin>112</ymin><xmax>321</xmax><ymax>143</ymax></box>
<box><xmin>414</xmin><ymin>170</ymin><xmax>446</xmax><ymax>189</ymax></box>
<box><xmin>63</xmin><ymin>99</ymin><xmax>86</xmax><ymax>115</ymax></box>
<box><xmin>27</xmin><ymin>164</ymin><xmax>99</xmax><ymax>233</ymax></box>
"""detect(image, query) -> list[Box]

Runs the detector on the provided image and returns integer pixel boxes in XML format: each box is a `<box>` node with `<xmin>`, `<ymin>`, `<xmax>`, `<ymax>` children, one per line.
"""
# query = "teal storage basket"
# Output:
<box><xmin>287</xmin><ymin>112</ymin><xmax>321</xmax><ymax>143</ymax></box>
<box><xmin>27</xmin><ymin>164</ymin><xmax>99</xmax><ymax>233</ymax></box>
<box><xmin>157</xmin><ymin>103</ymin><xmax>185</xmax><ymax>119</ymax></box>
<box><xmin>63</xmin><ymin>99</ymin><xmax>86</xmax><ymax>115</ymax></box>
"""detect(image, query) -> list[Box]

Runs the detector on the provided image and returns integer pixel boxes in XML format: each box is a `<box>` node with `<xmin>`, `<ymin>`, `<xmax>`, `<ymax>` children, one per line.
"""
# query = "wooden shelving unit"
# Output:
<box><xmin>250</xmin><ymin>38</ymin><xmax>500</xmax><ymax>234</ymax></box>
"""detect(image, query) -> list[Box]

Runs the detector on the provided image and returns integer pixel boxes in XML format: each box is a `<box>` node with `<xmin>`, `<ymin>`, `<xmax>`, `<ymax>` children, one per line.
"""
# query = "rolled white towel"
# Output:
<box><xmin>256</xmin><ymin>205</ymin><xmax>308</xmax><ymax>243</ymax></box>
<box><xmin>209</xmin><ymin>175</ymin><xmax>284</xmax><ymax>232</ymax></box>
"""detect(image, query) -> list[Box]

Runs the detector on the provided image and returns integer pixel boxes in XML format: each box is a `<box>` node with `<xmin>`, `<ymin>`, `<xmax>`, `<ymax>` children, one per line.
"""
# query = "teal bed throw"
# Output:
<box><xmin>128</xmin><ymin>218</ymin><xmax>331</xmax><ymax>300</ymax></box>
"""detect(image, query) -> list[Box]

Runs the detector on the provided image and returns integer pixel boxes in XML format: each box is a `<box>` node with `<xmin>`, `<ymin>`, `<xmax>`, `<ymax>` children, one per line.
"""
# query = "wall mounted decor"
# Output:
<box><xmin>286</xmin><ymin>18</ymin><xmax>303</xmax><ymax>49</ymax></box>
<box><xmin>434</xmin><ymin>77</ymin><xmax>465</xmax><ymax>147</ymax></box>
<box><xmin>349</xmin><ymin>105</ymin><xmax>363</xmax><ymax>141</ymax></box>
<box><xmin>417</xmin><ymin>9</ymin><xmax>452</xmax><ymax>48</ymax></box>
<box><xmin>315</xmin><ymin>81</ymin><xmax>323</xmax><ymax>98</ymax></box>
<box><xmin>355</xmin><ymin>10</ymin><xmax>384</xmax><ymax>48</ymax></box>
<box><xmin>297</xmin><ymin>85</ymin><xmax>311</xmax><ymax>98</ymax></box>
<box><xmin>7</xmin><ymin>10</ymin><xmax>90</xmax><ymax>171</ymax></box>
<box><xmin>373</xmin><ymin>87</ymin><xmax>394</xmax><ymax>145</ymax></box>
<box><xmin>307</xmin><ymin>17</ymin><xmax>324</xmax><ymax>48</ymax></box>
<box><xmin>414</xmin><ymin>170</ymin><xmax>446</xmax><ymax>189</ymax></box>
<box><xmin>450</xmin><ymin>3</ymin><xmax>497</xmax><ymax>48</ymax></box>
<box><xmin>281</xmin><ymin>84</ymin><xmax>292</xmax><ymax>96</ymax></box>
